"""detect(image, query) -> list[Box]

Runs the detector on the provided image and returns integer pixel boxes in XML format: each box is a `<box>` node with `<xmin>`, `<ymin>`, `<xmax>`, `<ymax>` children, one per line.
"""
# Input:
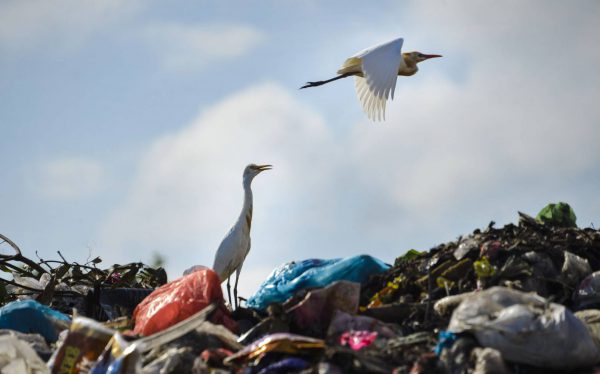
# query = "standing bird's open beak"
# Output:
<box><xmin>422</xmin><ymin>54</ymin><xmax>442</xmax><ymax>60</ymax></box>
<box><xmin>256</xmin><ymin>164</ymin><xmax>272</xmax><ymax>172</ymax></box>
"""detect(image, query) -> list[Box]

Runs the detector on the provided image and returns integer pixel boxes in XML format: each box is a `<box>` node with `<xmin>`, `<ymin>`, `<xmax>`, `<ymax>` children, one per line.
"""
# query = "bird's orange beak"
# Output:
<box><xmin>422</xmin><ymin>54</ymin><xmax>442</xmax><ymax>60</ymax></box>
<box><xmin>256</xmin><ymin>164</ymin><xmax>272</xmax><ymax>172</ymax></box>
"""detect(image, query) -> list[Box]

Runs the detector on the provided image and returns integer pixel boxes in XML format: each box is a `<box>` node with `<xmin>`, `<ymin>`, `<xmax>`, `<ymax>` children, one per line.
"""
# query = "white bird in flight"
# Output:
<box><xmin>212</xmin><ymin>164</ymin><xmax>271</xmax><ymax>309</ymax></box>
<box><xmin>301</xmin><ymin>37</ymin><xmax>441</xmax><ymax>121</ymax></box>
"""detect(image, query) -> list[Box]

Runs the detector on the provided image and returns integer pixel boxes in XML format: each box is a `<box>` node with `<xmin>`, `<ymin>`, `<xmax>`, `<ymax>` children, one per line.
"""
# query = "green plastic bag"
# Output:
<box><xmin>536</xmin><ymin>202</ymin><xmax>577</xmax><ymax>228</ymax></box>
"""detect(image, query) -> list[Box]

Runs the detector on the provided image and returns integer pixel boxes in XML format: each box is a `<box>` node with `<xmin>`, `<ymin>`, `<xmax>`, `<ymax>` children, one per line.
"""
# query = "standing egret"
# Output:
<box><xmin>301</xmin><ymin>37</ymin><xmax>441</xmax><ymax>121</ymax></box>
<box><xmin>213</xmin><ymin>164</ymin><xmax>272</xmax><ymax>308</ymax></box>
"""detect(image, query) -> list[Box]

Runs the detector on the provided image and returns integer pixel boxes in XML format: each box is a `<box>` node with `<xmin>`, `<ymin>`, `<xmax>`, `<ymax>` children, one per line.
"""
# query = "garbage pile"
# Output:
<box><xmin>1</xmin><ymin>202</ymin><xmax>600</xmax><ymax>373</ymax></box>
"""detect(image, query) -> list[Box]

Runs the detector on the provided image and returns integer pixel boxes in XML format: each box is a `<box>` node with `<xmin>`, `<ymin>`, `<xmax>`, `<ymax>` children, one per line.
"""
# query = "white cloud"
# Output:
<box><xmin>33</xmin><ymin>157</ymin><xmax>108</xmax><ymax>200</ymax></box>
<box><xmin>0</xmin><ymin>0</ymin><xmax>139</xmax><ymax>54</ymax></box>
<box><xmin>142</xmin><ymin>23</ymin><xmax>265</xmax><ymax>71</ymax></box>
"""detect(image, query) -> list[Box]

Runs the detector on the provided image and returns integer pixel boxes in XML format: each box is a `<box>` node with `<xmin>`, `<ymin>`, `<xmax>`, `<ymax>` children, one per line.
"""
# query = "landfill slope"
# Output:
<box><xmin>1</xmin><ymin>203</ymin><xmax>600</xmax><ymax>373</ymax></box>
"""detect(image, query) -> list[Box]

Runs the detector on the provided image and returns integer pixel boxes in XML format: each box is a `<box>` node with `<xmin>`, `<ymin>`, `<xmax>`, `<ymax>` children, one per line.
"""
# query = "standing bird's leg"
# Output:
<box><xmin>226</xmin><ymin>276</ymin><xmax>233</xmax><ymax>308</ymax></box>
<box><xmin>234</xmin><ymin>267</ymin><xmax>242</xmax><ymax>309</ymax></box>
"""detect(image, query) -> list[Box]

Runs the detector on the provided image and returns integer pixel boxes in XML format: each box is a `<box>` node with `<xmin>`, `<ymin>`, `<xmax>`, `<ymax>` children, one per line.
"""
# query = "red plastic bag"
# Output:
<box><xmin>132</xmin><ymin>268</ymin><xmax>237</xmax><ymax>336</ymax></box>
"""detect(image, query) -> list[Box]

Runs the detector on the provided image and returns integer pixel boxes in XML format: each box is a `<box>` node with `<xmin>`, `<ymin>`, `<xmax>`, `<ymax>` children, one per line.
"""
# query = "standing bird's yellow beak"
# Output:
<box><xmin>256</xmin><ymin>164</ymin><xmax>272</xmax><ymax>172</ymax></box>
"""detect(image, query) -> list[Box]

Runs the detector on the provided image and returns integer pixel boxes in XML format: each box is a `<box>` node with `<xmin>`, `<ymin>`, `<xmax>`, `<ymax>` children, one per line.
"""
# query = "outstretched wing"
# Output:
<box><xmin>353</xmin><ymin>37</ymin><xmax>403</xmax><ymax>121</ymax></box>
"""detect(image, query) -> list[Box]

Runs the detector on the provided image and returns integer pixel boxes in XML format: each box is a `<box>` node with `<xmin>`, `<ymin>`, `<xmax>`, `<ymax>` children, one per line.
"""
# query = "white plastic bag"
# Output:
<box><xmin>0</xmin><ymin>335</ymin><xmax>49</xmax><ymax>374</ymax></box>
<box><xmin>448</xmin><ymin>286</ymin><xmax>600</xmax><ymax>370</ymax></box>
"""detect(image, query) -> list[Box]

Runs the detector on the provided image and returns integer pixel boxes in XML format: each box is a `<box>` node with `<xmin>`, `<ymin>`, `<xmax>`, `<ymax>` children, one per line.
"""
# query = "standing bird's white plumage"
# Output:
<box><xmin>212</xmin><ymin>163</ymin><xmax>271</xmax><ymax>309</ymax></box>
<box><xmin>301</xmin><ymin>37</ymin><xmax>441</xmax><ymax>121</ymax></box>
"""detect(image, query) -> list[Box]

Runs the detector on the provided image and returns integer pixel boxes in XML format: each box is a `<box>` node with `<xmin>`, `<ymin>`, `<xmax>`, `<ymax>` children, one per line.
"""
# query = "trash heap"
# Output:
<box><xmin>2</xmin><ymin>202</ymin><xmax>600</xmax><ymax>373</ymax></box>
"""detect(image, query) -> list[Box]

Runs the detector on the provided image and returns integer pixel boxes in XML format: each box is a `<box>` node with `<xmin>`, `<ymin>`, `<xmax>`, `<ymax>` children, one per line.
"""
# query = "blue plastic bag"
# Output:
<box><xmin>0</xmin><ymin>299</ymin><xmax>70</xmax><ymax>342</ymax></box>
<box><xmin>247</xmin><ymin>255</ymin><xmax>389</xmax><ymax>310</ymax></box>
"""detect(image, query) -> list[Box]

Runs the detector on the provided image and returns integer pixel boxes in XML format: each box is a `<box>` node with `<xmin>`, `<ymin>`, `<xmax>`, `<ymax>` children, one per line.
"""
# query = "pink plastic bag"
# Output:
<box><xmin>133</xmin><ymin>268</ymin><xmax>237</xmax><ymax>336</ymax></box>
<box><xmin>339</xmin><ymin>330</ymin><xmax>378</xmax><ymax>350</ymax></box>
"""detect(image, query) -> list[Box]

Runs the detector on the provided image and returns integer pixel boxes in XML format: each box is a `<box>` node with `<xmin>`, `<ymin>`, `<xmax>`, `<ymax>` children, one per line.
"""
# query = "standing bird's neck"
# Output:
<box><xmin>241</xmin><ymin>178</ymin><xmax>254</xmax><ymax>230</ymax></box>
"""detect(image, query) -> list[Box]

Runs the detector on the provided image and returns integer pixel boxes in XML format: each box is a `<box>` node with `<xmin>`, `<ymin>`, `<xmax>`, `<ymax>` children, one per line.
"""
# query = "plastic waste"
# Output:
<box><xmin>536</xmin><ymin>201</ymin><xmax>577</xmax><ymax>227</ymax></box>
<box><xmin>141</xmin><ymin>346</ymin><xmax>196</xmax><ymax>373</ymax></box>
<box><xmin>0</xmin><ymin>335</ymin><xmax>49</xmax><ymax>374</ymax></box>
<box><xmin>448</xmin><ymin>286</ymin><xmax>600</xmax><ymax>369</ymax></box>
<box><xmin>224</xmin><ymin>333</ymin><xmax>325</xmax><ymax>366</ymax></box>
<box><xmin>90</xmin><ymin>303</ymin><xmax>219</xmax><ymax>374</ymax></box>
<box><xmin>12</xmin><ymin>273</ymin><xmax>49</xmax><ymax>291</ymax></box>
<box><xmin>133</xmin><ymin>268</ymin><xmax>236</xmax><ymax>336</ymax></box>
<box><xmin>575</xmin><ymin>309</ymin><xmax>600</xmax><ymax>349</ymax></box>
<box><xmin>0</xmin><ymin>299</ymin><xmax>70</xmax><ymax>343</ymax></box>
<box><xmin>453</xmin><ymin>238</ymin><xmax>478</xmax><ymax>261</ymax></box>
<box><xmin>471</xmin><ymin>347</ymin><xmax>511</xmax><ymax>374</ymax></box>
<box><xmin>48</xmin><ymin>316</ymin><xmax>115</xmax><ymax>374</ymax></box>
<box><xmin>433</xmin><ymin>292</ymin><xmax>474</xmax><ymax>317</ymax></box>
<box><xmin>257</xmin><ymin>357</ymin><xmax>310</xmax><ymax>374</ymax></box>
<box><xmin>0</xmin><ymin>330</ymin><xmax>53</xmax><ymax>361</ymax></box>
<box><xmin>574</xmin><ymin>271</ymin><xmax>600</xmax><ymax>309</ymax></box>
<box><xmin>88</xmin><ymin>332</ymin><xmax>139</xmax><ymax>374</ymax></box>
<box><xmin>327</xmin><ymin>310</ymin><xmax>399</xmax><ymax>340</ymax></box>
<box><xmin>246</xmin><ymin>255</ymin><xmax>389</xmax><ymax>310</ymax></box>
<box><xmin>561</xmin><ymin>251</ymin><xmax>591</xmax><ymax>287</ymax></box>
<box><xmin>340</xmin><ymin>330</ymin><xmax>378</xmax><ymax>350</ymax></box>
<box><xmin>434</xmin><ymin>331</ymin><xmax>457</xmax><ymax>355</ymax></box>
<box><xmin>287</xmin><ymin>281</ymin><xmax>360</xmax><ymax>337</ymax></box>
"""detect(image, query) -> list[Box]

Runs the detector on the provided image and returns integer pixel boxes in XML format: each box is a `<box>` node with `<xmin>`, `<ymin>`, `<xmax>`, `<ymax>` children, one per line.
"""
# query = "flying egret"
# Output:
<box><xmin>301</xmin><ymin>37</ymin><xmax>441</xmax><ymax>121</ymax></box>
<box><xmin>213</xmin><ymin>164</ymin><xmax>272</xmax><ymax>309</ymax></box>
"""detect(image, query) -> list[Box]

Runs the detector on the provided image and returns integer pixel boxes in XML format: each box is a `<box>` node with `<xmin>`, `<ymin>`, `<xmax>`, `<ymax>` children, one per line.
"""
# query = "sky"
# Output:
<box><xmin>1</xmin><ymin>0</ymin><xmax>600</xmax><ymax>299</ymax></box>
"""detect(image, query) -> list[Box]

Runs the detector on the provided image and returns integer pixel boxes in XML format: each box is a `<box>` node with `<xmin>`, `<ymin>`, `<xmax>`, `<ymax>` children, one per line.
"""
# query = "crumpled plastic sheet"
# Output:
<box><xmin>0</xmin><ymin>330</ymin><xmax>53</xmax><ymax>361</ymax></box>
<box><xmin>0</xmin><ymin>299</ymin><xmax>70</xmax><ymax>343</ymax></box>
<box><xmin>561</xmin><ymin>251</ymin><xmax>591</xmax><ymax>287</ymax></box>
<box><xmin>448</xmin><ymin>286</ymin><xmax>600</xmax><ymax>370</ymax></box>
<box><xmin>133</xmin><ymin>268</ymin><xmax>237</xmax><ymax>336</ymax></box>
<box><xmin>246</xmin><ymin>255</ymin><xmax>389</xmax><ymax>310</ymax></box>
<box><xmin>0</xmin><ymin>335</ymin><xmax>49</xmax><ymax>374</ymax></box>
<box><xmin>536</xmin><ymin>201</ymin><xmax>577</xmax><ymax>228</ymax></box>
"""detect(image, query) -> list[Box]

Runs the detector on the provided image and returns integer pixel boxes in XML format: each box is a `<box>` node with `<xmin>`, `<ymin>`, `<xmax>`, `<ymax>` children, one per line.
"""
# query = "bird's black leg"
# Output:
<box><xmin>234</xmin><ymin>270</ymin><xmax>240</xmax><ymax>309</ymax></box>
<box><xmin>226</xmin><ymin>277</ymin><xmax>232</xmax><ymax>308</ymax></box>
<box><xmin>300</xmin><ymin>73</ymin><xmax>353</xmax><ymax>89</ymax></box>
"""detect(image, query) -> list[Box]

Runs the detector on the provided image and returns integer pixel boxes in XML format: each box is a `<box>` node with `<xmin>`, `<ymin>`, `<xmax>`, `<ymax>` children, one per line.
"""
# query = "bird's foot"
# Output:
<box><xmin>300</xmin><ymin>81</ymin><xmax>317</xmax><ymax>89</ymax></box>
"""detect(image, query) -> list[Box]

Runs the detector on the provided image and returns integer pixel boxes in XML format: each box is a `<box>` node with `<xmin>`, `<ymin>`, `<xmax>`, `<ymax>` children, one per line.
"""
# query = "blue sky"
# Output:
<box><xmin>1</xmin><ymin>0</ymin><xmax>599</xmax><ymax>297</ymax></box>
